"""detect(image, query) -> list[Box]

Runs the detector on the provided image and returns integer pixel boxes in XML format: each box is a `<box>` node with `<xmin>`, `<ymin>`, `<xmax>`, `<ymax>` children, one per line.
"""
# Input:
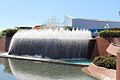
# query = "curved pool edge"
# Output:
<box><xmin>0</xmin><ymin>52</ymin><xmax>92</xmax><ymax>66</ymax></box>
<box><xmin>82</xmin><ymin>64</ymin><xmax>116</xmax><ymax>80</ymax></box>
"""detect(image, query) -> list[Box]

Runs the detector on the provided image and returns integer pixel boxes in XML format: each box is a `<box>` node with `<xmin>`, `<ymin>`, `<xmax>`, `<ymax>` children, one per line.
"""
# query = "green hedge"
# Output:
<box><xmin>0</xmin><ymin>29</ymin><xmax>18</xmax><ymax>37</ymax></box>
<box><xmin>64</xmin><ymin>26</ymin><xmax>73</xmax><ymax>31</ymax></box>
<box><xmin>64</xmin><ymin>26</ymin><xmax>79</xmax><ymax>31</ymax></box>
<box><xmin>108</xmin><ymin>28</ymin><xmax>120</xmax><ymax>30</ymax></box>
<box><xmin>93</xmin><ymin>56</ymin><xmax>116</xmax><ymax>70</ymax></box>
<box><xmin>99</xmin><ymin>29</ymin><xmax>120</xmax><ymax>37</ymax></box>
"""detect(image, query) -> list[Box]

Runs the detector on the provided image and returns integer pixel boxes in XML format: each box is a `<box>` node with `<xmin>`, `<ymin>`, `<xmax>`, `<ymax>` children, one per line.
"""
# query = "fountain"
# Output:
<box><xmin>7</xmin><ymin>17</ymin><xmax>92</xmax><ymax>59</ymax></box>
<box><xmin>0</xmin><ymin>17</ymin><xmax>95</xmax><ymax>80</ymax></box>
<box><xmin>0</xmin><ymin>17</ymin><xmax>93</xmax><ymax>61</ymax></box>
<box><xmin>8</xmin><ymin>28</ymin><xmax>92</xmax><ymax>59</ymax></box>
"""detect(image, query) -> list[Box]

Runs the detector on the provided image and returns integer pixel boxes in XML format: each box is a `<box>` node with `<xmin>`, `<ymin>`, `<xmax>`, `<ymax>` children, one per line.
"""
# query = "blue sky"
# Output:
<box><xmin>0</xmin><ymin>0</ymin><xmax>120</xmax><ymax>30</ymax></box>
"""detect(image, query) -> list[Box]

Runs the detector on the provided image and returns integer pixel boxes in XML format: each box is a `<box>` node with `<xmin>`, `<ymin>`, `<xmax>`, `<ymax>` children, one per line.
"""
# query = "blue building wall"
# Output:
<box><xmin>72</xmin><ymin>19</ymin><xmax>120</xmax><ymax>29</ymax></box>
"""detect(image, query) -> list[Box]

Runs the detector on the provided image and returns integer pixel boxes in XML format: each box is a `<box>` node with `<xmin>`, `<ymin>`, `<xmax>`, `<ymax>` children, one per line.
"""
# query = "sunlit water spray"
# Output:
<box><xmin>9</xmin><ymin>28</ymin><xmax>92</xmax><ymax>59</ymax></box>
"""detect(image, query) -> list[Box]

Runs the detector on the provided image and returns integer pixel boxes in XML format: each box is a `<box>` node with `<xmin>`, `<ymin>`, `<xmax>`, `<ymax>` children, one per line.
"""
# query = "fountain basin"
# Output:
<box><xmin>0</xmin><ymin>52</ymin><xmax>92</xmax><ymax>66</ymax></box>
<box><xmin>7</xmin><ymin>58</ymin><xmax>95</xmax><ymax>80</ymax></box>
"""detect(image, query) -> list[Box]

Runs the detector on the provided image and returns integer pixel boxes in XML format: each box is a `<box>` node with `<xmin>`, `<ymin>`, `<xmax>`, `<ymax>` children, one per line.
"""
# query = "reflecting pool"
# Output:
<box><xmin>0</xmin><ymin>58</ymin><xmax>96</xmax><ymax>80</ymax></box>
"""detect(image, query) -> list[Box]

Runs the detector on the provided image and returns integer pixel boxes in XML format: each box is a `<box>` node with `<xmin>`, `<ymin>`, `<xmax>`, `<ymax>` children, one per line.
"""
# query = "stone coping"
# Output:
<box><xmin>82</xmin><ymin>64</ymin><xmax>116</xmax><ymax>80</ymax></box>
<box><xmin>106</xmin><ymin>43</ymin><xmax>120</xmax><ymax>56</ymax></box>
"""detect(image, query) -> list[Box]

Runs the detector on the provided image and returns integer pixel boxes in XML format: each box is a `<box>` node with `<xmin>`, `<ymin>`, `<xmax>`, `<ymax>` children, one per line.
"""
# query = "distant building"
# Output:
<box><xmin>64</xmin><ymin>15</ymin><xmax>120</xmax><ymax>29</ymax></box>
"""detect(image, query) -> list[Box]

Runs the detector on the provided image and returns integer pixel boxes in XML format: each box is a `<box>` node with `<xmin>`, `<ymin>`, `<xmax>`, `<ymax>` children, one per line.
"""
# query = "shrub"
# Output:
<box><xmin>93</xmin><ymin>56</ymin><xmax>116</xmax><ymax>69</ymax></box>
<box><xmin>64</xmin><ymin>26</ymin><xmax>79</xmax><ymax>31</ymax></box>
<box><xmin>0</xmin><ymin>29</ymin><xmax>18</xmax><ymax>37</ymax></box>
<box><xmin>99</xmin><ymin>29</ymin><xmax>120</xmax><ymax>37</ymax></box>
<box><xmin>108</xmin><ymin>28</ymin><xmax>120</xmax><ymax>30</ymax></box>
<box><xmin>64</xmin><ymin>26</ymin><xmax>73</xmax><ymax>31</ymax></box>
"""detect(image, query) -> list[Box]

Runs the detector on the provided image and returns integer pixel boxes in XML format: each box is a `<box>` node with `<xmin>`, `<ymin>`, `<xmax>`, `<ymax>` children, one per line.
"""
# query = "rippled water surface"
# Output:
<box><xmin>0</xmin><ymin>58</ymin><xmax>96</xmax><ymax>80</ymax></box>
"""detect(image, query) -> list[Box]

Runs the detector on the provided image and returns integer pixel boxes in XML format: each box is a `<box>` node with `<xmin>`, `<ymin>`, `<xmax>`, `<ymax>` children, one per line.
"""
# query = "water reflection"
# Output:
<box><xmin>8</xmin><ymin>58</ymin><xmax>95</xmax><ymax>80</ymax></box>
<box><xmin>0</xmin><ymin>58</ymin><xmax>15</xmax><ymax>80</ymax></box>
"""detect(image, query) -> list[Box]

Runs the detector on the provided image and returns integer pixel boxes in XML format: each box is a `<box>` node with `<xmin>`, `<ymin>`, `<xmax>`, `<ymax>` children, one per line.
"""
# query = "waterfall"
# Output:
<box><xmin>9</xmin><ymin>28</ymin><xmax>92</xmax><ymax>59</ymax></box>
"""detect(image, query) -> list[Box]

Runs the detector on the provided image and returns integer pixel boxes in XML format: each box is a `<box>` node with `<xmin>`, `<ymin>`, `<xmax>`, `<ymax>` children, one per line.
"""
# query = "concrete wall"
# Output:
<box><xmin>88</xmin><ymin>37</ymin><xmax>109</xmax><ymax>59</ymax></box>
<box><xmin>91</xmin><ymin>37</ymin><xmax>120</xmax><ymax>59</ymax></box>
<box><xmin>0</xmin><ymin>37</ymin><xmax>11</xmax><ymax>52</ymax></box>
<box><xmin>0</xmin><ymin>37</ymin><xmax>5</xmax><ymax>52</ymax></box>
<box><xmin>94</xmin><ymin>37</ymin><xmax>110</xmax><ymax>56</ymax></box>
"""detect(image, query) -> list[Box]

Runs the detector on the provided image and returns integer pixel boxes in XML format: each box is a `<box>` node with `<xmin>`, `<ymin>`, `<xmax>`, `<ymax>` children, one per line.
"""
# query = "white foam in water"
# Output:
<box><xmin>9</xmin><ymin>28</ymin><xmax>92</xmax><ymax>51</ymax></box>
<box><xmin>11</xmin><ymin>28</ymin><xmax>92</xmax><ymax>39</ymax></box>
<box><xmin>8</xmin><ymin>28</ymin><xmax>92</xmax><ymax>59</ymax></box>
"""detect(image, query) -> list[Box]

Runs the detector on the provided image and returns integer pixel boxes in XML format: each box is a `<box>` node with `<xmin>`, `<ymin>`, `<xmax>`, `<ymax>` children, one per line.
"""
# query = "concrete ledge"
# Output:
<box><xmin>82</xmin><ymin>64</ymin><xmax>116</xmax><ymax>80</ymax></box>
<box><xmin>0</xmin><ymin>53</ymin><xmax>92</xmax><ymax>66</ymax></box>
<box><xmin>106</xmin><ymin>43</ymin><xmax>120</xmax><ymax>56</ymax></box>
